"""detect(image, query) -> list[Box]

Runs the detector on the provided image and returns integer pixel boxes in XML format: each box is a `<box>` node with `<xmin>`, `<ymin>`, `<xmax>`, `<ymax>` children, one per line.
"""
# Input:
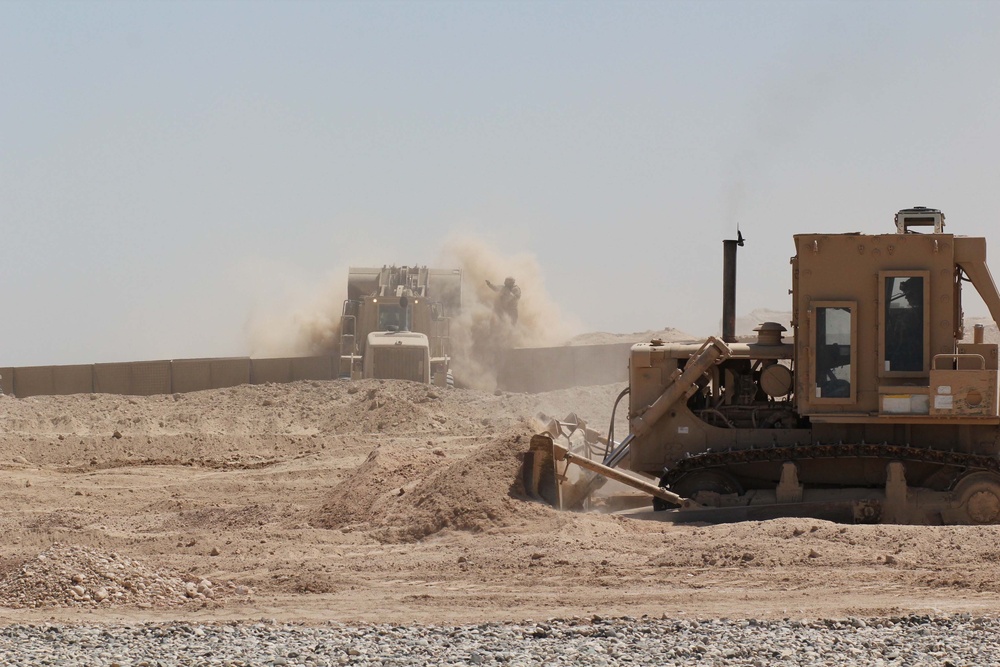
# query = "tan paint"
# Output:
<box><xmin>613</xmin><ymin>208</ymin><xmax>1000</xmax><ymax>522</ymax></box>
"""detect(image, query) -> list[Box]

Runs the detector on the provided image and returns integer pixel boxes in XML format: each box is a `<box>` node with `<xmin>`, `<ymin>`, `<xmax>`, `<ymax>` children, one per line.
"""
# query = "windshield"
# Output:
<box><xmin>377</xmin><ymin>303</ymin><xmax>409</xmax><ymax>331</ymax></box>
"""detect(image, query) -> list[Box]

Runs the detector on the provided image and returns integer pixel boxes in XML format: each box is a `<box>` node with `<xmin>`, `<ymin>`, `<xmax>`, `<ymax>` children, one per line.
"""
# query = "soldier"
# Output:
<box><xmin>486</xmin><ymin>276</ymin><xmax>521</xmax><ymax>324</ymax></box>
<box><xmin>885</xmin><ymin>276</ymin><xmax>924</xmax><ymax>372</ymax></box>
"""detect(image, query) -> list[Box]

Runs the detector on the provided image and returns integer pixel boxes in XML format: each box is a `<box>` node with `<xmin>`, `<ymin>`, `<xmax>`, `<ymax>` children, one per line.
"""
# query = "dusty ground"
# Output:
<box><xmin>1</xmin><ymin>379</ymin><xmax>999</xmax><ymax>626</ymax></box>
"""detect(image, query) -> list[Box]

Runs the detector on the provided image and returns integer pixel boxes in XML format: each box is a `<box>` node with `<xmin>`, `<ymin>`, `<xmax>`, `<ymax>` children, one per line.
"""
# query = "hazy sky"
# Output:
<box><xmin>4</xmin><ymin>0</ymin><xmax>1000</xmax><ymax>367</ymax></box>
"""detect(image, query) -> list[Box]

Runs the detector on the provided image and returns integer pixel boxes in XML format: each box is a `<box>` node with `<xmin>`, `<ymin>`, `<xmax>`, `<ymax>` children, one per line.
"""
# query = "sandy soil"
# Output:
<box><xmin>1</xmin><ymin>379</ymin><xmax>999</xmax><ymax>626</ymax></box>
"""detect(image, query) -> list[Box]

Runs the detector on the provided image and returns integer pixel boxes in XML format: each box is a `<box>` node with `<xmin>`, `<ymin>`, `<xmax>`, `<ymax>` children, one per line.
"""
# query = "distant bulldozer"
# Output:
<box><xmin>340</xmin><ymin>266</ymin><xmax>462</xmax><ymax>386</ymax></box>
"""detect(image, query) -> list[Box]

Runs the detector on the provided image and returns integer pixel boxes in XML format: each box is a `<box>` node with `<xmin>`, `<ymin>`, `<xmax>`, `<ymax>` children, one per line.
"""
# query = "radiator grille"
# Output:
<box><xmin>372</xmin><ymin>347</ymin><xmax>426</xmax><ymax>382</ymax></box>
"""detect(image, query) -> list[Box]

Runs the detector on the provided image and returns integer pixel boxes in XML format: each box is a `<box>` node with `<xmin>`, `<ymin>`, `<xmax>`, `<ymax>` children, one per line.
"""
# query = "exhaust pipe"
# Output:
<box><xmin>722</xmin><ymin>230</ymin><xmax>744</xmax><ymax>344</ymax></box>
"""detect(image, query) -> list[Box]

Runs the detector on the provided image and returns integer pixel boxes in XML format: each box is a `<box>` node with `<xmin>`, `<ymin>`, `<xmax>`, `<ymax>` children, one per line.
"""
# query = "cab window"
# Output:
<box><xmin>814</xmin><ymin>302</ymin><xmax>855</xmax><ymax>401</ymax></box>
<box><xmin>377</xmin><ymin>304</ymin><xmax>409</xmax><ymax>331</ymax></box>
<box><xmin>880</xmin><ymin>272</ymin><xmax>929</xmax><ymax>376</ymax></box>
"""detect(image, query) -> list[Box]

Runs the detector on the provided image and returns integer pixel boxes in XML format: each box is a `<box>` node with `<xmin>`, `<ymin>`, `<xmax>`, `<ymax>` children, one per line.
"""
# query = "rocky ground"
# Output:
<box><xmin>1</xmin><ymin>379</ymin><xmax>1000</xmax><ymax>664</ymax></box>
<box><xmin>0</xmin><ymin>614</ymin><xmax>996</xmax><ymax>666</ymax></box>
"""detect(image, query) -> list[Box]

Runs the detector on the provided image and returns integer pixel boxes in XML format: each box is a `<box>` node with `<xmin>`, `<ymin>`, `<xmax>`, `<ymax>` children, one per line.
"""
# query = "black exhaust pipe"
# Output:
<box><xmin>722</xmin><ymin>230</ymin><xmax>744</xmax><ymax>344</ymax></box>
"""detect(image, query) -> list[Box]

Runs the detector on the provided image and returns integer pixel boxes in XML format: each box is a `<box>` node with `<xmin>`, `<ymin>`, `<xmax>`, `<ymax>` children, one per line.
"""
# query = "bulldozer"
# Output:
<box><xmin>340</xmin><ymin>266</ymin><xmax>462</xmax><ymax>385</ymax></box>
<box><xmin>526</xmin><ymin>207</ymin><xmax>1000</xmax><ymax>524</ymax></box>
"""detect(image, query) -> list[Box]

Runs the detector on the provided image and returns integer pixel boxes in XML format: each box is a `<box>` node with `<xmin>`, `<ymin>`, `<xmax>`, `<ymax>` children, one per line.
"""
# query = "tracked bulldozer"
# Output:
<box><xmin>526</xmin><ymin>207</ymin><xmax>1000</xmax><ymax>524</ymax></box>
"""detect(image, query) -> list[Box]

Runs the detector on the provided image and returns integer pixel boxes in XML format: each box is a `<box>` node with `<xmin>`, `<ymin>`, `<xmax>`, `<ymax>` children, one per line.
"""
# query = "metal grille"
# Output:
<box><xmin>372</xmin><ymin>347</ymin><xmax>425</xmax><ymax>382</ymax></box>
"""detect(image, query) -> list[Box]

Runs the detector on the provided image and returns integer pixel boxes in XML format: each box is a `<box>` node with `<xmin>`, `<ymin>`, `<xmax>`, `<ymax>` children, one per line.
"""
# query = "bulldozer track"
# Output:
<box><xmin>661</xmin><ymin>442</ymin><xmax>1000</xmax><ymax>490</ymax></box>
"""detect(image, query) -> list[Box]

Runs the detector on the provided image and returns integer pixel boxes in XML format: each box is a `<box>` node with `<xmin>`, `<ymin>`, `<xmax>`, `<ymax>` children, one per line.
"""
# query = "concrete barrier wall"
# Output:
<box><xmin>572</xmin><ymin>342</ymin><xmax>634</xmax><ymax>386</ymax></box>
<box><xmin>13</xmin><ymin>364</ymin><xmax>94</xmax><ymax>398</ymax></box>
<box><xmin>3</xmin><ymin>344</ymin><xmax>624</xmax><ymax>398</ymax></box>
<box><xmin>209</xmin><ymin>358</ymin><xmax>252</xmax><ymax>389</ymax></box>
<box><xmin>170</xmin><ymin>359</ymin><xmax>212</xmax><ymax>394</ymax></box>
<box><xmin>172</xmin><ymin>358</ymin><xmax>251</xmax><ymax>394</ymax></box>
<box><xmin>94</xmin><ymin>360</ymin><xmax>173</xmax><ymax>396</ymax></box>
<box><xmin>250</xmin><ymin>358</ymin><xmax>294</xmax><ymax>384</ymax></box>
<box><xmin>291</xmin><ymin>355</ymin><xmax>333</xmax><ymax>381</ymax></box>
<box><xmin>497</xmin><ymin>343</ymin><xmax>633</xmax><ymax>393</ymax></box>
<box><xmin>131</xmin><ymin>360</ymin><xmax>174</xmax><ymax>395</ymax></box>
<box><xmin>250</xmin><ymin>356</ymin><xmax>334</xmax><ymax>384</ymax></box>
<box><xmin>5</xmin><ymin>355</ymin><xmax>337</xmax><ymax>398</ymax></box>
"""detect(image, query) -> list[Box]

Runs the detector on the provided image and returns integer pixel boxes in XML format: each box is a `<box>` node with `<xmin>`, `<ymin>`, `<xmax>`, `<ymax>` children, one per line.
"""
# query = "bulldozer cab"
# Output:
<box><xmin>377</xmin><ymin>300</ymin><xmax>410</xmax><ymax>332</ymax></box>
<box><xmin>793</xmin><ymin>208</ymin><xmax>1000</xmax><ymax>419</ymax></box>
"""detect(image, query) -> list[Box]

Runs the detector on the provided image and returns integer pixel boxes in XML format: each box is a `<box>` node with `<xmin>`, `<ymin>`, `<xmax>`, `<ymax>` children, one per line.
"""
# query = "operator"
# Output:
<box><xmin>886</xmin><ymin>277</ymin><xmax>924</xmax><ymax>372</ymax></box>
<box><xmin>485</xmin><ymin>276</ymin><xmax>521</xmax><ymax>325</ymax></box>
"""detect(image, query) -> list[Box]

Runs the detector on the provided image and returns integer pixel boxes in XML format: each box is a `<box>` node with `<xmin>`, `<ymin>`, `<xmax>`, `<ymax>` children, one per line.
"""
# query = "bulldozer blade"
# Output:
<box><xmin>524</xmin><ymin>432</ymin><xmax>689</xmax><ymax>511</ymax></box>
<box><xmin>524</xmin><ymin>433</ymin><xmax>560</xmax><ymax>507</ymax></box>
<box><xmin>523</xmin><ymin>433</ymin><xmax>602</xmax><ymax>510</ymax></box>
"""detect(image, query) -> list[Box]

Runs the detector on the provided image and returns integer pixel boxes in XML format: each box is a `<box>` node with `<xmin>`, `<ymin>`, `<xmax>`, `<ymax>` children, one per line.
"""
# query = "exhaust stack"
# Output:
<box><xmin>722</xmin><ymin>230</ymin><xmax>745</xmax><ymax>343</ymax></box>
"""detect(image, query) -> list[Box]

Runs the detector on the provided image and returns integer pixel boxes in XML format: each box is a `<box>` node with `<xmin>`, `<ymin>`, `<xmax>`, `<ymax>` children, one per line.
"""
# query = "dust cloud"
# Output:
<box><xmin>440</xmin><ymin>235</ymin><xmax>580</xmax><ymax>389</ymax></box>
<box><xmin>245</xmin><ymin>236</ymin><xmax>581</xmax><ymax>390</ymax></box>
<box><xmin>245</xmin><ymin>236</ymin><xmax>581</xmax><ymax>387</ymax></box>
<box><xmin>245</xmin><ymin>271</ymin><xmax>347</xmax><ymax>359</ymax></box>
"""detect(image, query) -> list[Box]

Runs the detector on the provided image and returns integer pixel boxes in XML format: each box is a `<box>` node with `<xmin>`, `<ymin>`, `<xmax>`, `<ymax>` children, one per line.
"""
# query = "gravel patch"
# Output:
<box><xmin>0</xmin><ymin>545</ymin><xmax>247</xmax><ymax>610</ymax></box>
<box><xmin>0</xmin><ymin>614</ymin><xmax>996</xmax><ymax>666</ymax></box>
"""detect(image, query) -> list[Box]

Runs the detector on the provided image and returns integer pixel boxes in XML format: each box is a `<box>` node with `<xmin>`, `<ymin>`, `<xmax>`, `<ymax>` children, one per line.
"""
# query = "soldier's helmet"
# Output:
<box><xmin>504</xmin><ymin>277</ymin><xmax>515</xmax><ymax>288</ymax></box>
<box><xmin>899</xmin><ymin>277</ymin><xmax>921</xmax><ymax>305</ymax></box>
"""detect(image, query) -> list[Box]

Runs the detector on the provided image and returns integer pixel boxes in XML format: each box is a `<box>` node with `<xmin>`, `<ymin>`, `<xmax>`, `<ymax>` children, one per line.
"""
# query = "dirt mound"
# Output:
<box><xmin>317</xmin><ymin>421</ymin><xmax>558</xmax><ymax>543</ymax></box>
<box><xmin>317</xmin><ymin>445</ymin><xmax>446</xmax><ymax>530</ymax></box>
<box><xmin>0</xmin><ymin>544</ymin><xmax>248</xmax><ymax>609</ymax></box>
<box><xmin>377</xmin><ymin>426</ymin><xmax>556</xmax><ymax>542</ymax></box>
<box><xmin>332</xmin><ymin>382</ymin><xmax>456</xmax><ymax>436</ymax></box>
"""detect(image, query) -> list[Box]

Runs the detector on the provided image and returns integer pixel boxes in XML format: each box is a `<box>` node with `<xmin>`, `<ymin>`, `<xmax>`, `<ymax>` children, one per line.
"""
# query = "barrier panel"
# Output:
<box><xmin>497</xmin><ymin>343</ymin><xmax>632</xmax><ymax>393</ymax></box>
<box><xmin>251</xmin><ymin>358</ymin><xmax>293</xmax><ymax>384</ymax></box>
<box><xmin>571</xmin><ymin>343</ymin><xmax>633</xmax><ymax>386</ymax></box>
<box><xmin>13</xmin><ymin>364</ymin><xmax>94</xmax><ymax>398</ymax></box>
<box><xmin>291</xmin><ymin>355</ymin><xmax>333</xmax><ymax>381</ymax></box>
<box><xmin>209</xmin><ymin>358</ymin><xmax>252</xmax><ymax>389</ymax></box>
<box><xmin>497</xmin><ymin>347</ymin><xmax>576</xmax><ymax>393</ymax></box>
<box><xmin>0</xmin><ymin>368</ymin><xmax>13</xmax><ymax>396</ymax></box>
<box><xmin>251</xmin><ymin>356</ymin><xmax>334</xmax><ymax>384</ymax></box>
<box><xmin>94</xmin><ymin>360</ymin><xmax>172</xmax><ymax>396</ymax></box>
<box><xmin>132</xmin><ymin>360</ymin><xmax>174</xmax><ymax>395</ymax></box>
<box><xmin>171</xmin><ymin>358</ymin><xmax>251</xmax><ymax>393</ymax></box>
